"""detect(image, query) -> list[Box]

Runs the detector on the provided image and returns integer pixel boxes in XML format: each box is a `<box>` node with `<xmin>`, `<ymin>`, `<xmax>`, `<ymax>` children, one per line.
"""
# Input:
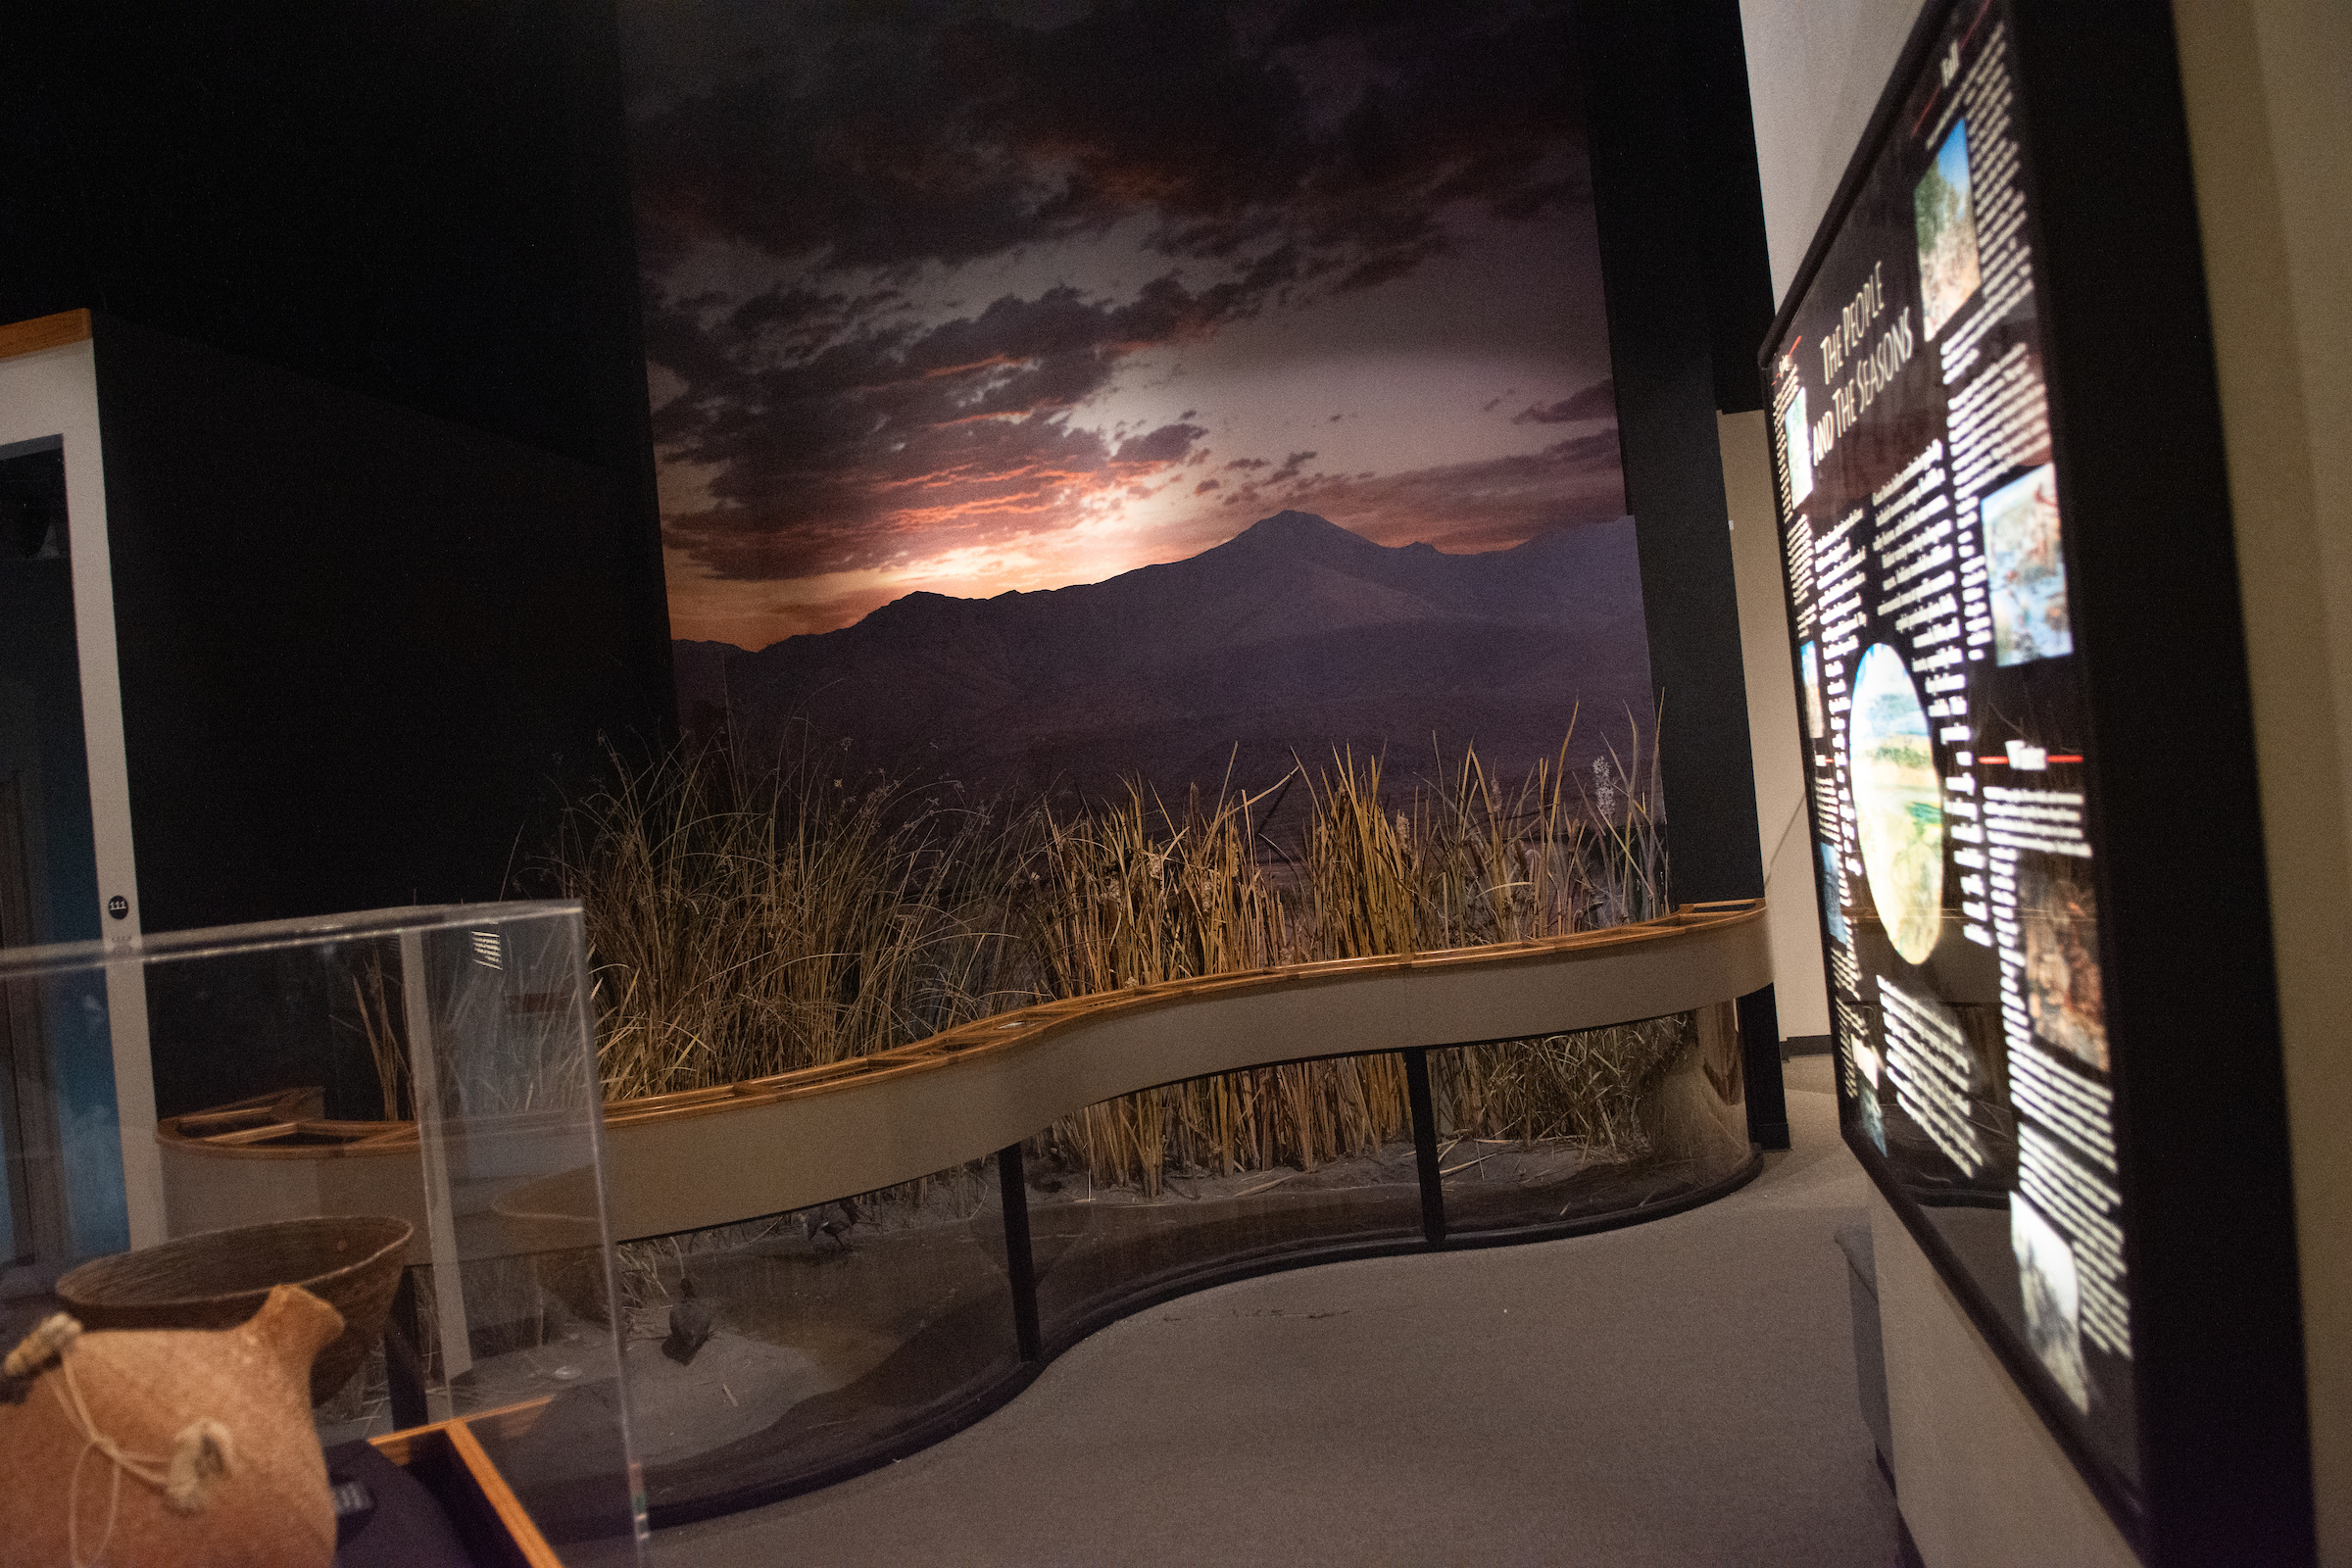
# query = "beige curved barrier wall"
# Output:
<box><xmin>157</xmin><ymin>901</ymin><xmax>1770</xmax><ymax>1250</ymax></box>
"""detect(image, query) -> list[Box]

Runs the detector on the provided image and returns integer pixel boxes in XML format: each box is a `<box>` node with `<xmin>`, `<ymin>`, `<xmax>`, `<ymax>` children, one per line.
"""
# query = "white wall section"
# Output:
<box><xmin>1739</xmin><ymin>0</ymin><xmax>1929</xmax><ymax>300</ymax></box>
<box><xmin>1721</xmin><ymin>409</ymin><xmax>1829</xmax><ymax>1039</ymax></box>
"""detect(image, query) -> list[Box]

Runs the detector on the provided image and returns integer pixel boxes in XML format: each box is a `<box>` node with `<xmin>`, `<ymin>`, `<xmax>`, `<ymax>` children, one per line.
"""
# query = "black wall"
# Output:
<box><xmin>1580</xmin><ymin>0</ymin><xmax>1778</xmax><ymax>911</ymax></box>
<box><xmin>0</xmin><ymin>2</ymin><xmax>672</xmax><ymax>928</ymax></box>
<box><xmin>1579</xmin><ymin>0</ymin><xmax>1788</xmax><ymax>1144</ymax></box>
<box><xmin>93</xmin><ymin>317</ymin><xmax>659</xmax><ymax>931</ymax></box>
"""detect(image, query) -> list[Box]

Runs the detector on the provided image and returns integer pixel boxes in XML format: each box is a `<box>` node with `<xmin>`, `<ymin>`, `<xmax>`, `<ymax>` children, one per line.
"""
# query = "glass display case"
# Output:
<box><xmin>0</xmin><ymin>901</ymin><xmax>647</xmax><ymax>1566</ymax></box>
<box><xmin>1432</xmin><ymin>1004</ymin><xmax>1749</xmax><ymax>1238</ymax></box>
<box><xmin>598</xmin><ymin>903</ymin><xmax>1771</xmax><ymax>1521</ymax></box>
<box><xmin>1026</xmin><ymin>1054</ymin><xmax>1428</xmax><ymax>1349</ymax></box>
<box><xmin>4</xmin><ymin>899</ymin><xmax>1770</xmax><ymax>1531</ymax></box>
<box><xmin>626</xmin><ymin>1163</ymin><xmax>1024</xmax><ymax>1518</ymax></box>
<box><xmin>613</xmin><ymin>975</ymin><xmax>1766</xmax><ymax>1518</ymax></box>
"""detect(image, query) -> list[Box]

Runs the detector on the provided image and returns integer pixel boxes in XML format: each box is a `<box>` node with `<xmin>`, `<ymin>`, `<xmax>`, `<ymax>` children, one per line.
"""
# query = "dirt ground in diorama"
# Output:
<box><xmin>1023</xmin><ymin>1125</ymin><xmax>1743</xmax><ymax>1324</ymax></box>
<box><xmin>1024</xmin><ymin>1136</ymin><xmax>1427</xmax><ymax>1338</ymax></box>
<box><xmin>1437</xmin><ymin>1135</ymin><xmax>1746</xmax><ymax>1229</ymax></box>
<box><xmin>402</xmin><ymin>1134</ymin><xmax>1743</xmax><ymax>1510</ymax></box>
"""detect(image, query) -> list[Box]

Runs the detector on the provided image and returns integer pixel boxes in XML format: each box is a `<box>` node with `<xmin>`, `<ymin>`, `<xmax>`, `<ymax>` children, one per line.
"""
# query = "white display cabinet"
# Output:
<box><xmin>0</xmin><ymin>310</ymin><xmax>151</xmax><ymax>1269</ymax></box>
<box><xmin>0</xmin><ymin>306</ymin><xmax>649</xmax><ymax>1273</ymax></box>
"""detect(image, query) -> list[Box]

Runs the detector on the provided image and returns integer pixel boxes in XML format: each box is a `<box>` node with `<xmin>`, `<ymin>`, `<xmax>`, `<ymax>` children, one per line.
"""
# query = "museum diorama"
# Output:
<box><xmin>0</xmin><ymin>0</ymin><xmax>1794</xmax><ymax>1544</ymax></box>
<box><xmin>0</xmin><ymin>0</ymin><xmax>2334</xmax><ymax>1561</ymax></box>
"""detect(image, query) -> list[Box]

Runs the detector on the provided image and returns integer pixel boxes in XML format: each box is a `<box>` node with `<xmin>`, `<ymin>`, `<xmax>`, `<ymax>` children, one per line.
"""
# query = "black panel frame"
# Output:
<box><xmin>1758</xmin><ymin>2</ymin><xmax>2314</xmax><ymax>1561</ymax></box>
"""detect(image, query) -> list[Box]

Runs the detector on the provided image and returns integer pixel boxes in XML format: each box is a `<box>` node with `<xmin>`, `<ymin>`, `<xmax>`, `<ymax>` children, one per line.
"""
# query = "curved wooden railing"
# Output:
<box><xmin>157</xmin><ymin>901</ymin><xmax>1769</xmax><ymax>1249</ymax></box>
<box><xmin>154</xmin><ymin>900</ymin><xmax>1772</xmax><ymax>1522</ymax></box>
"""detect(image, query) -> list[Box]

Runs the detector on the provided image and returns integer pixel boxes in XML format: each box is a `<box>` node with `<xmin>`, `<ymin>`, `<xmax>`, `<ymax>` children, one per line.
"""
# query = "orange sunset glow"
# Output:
<box><xmin>625</xmin><ymin>1</ymin><xmax>1623</xmax><ymax>652</ymax></box>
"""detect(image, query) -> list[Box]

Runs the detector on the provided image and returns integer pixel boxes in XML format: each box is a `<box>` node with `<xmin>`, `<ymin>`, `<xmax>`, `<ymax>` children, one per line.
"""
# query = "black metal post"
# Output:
<box><xmin>1738</xmin><ymin>985</ymin><xmax>1790</xmax><ymax>1150</ymax></box>
<box><xmin>1403</xmin><ymin>1048</ymin><xmax>1446</xmax><ymax>1246</ymax></box>
<box><xmin>996</xmin><ymin>1142</ymin><xmax>1044</xmax><ymax>1361</ymax></box>
<box><xmin>1580</xmin><ymin>0</ymin><xmax>1790</xmax><ymax>1164</ymax></box>
<box><xmin>385</xmin><ymin>1267</ymin><xmax>429</xmax><ymax>1430</ymax></box>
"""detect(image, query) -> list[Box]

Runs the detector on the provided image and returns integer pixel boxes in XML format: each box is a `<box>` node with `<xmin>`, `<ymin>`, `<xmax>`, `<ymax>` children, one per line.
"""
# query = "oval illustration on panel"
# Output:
<box><xmin>1851</xmin><ymin>643</ymin><xmax>1943</xmax><ymax>963</ymax></box>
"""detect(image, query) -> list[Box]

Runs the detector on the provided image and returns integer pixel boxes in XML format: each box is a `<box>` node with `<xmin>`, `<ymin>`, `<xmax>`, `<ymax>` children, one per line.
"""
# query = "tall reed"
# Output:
<box><xmin>1018</xmin><ymin>777</ymin><xmax>1290</xmax><ymax>999</ymax></box>
<box><xmin>343</xmin><ymin>952</ymin><xmax>408</xmax><ymax>1121</ymax></box>
<box><xmin>1576</xmin><ymin>706</ymin><xmax>1669</xmax><ymax>929</ymax></box>
<box><xmin>546</xmin><ymin>742</ymin><xmax>1018</xmax><ymax>1102</ymax></box>
<box><xmin>552</xmin><ymin>718</ymin><xmax>1683</xmax><ymax>1201</ymax></box>
<box><xmin>1301</xmin><ymin>749</ymin><xmax>1421</xmax><ymax>958</ymax></box>
<box><xmin>1016</xmin><ymin>718</ymin><xmax>1677</xmax><ymax>1193</ymax></box>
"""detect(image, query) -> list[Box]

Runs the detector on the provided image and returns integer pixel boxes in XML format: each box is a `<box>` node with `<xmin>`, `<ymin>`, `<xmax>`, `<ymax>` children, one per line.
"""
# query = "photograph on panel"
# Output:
<box><xmin>1914</xmin><ymin>116</ymin><xmax>1982</xmax><ymax>342</ymax></box>
<box><xmin>2011</xmin><ymin>1189</ymin><xmax>2091</xmax><ymax>1413</ymax></box>
<box><xmin>1850</xmin><ymin>643</ymin><xmax>1944</xmax><ymax>965</ymax></box>
<box><xmin>1981</xmin><ymin>463</ymin><xmax>2073</xmax><ymax>666</ymax></box>
<box><xmin>2020</xmin><ymin>855</ymin><xmax>2108</xmax><ymax>1073</ymax></box>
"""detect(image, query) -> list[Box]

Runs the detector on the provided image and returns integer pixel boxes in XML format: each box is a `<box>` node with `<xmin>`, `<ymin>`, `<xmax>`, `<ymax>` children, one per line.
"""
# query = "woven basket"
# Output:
<box><xmin>56</xmin><ymin>1214</ymin><xmax>413</xmax><ymax>1404</ymax></box>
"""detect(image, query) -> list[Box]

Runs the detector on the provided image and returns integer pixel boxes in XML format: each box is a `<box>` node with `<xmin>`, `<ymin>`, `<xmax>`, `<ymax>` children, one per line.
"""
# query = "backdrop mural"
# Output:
<box><xmin>478</xmin><ymin>17</ymin><xmax>1714</xmax><ymax>1500</ymax></box>
<box><xmin>622</xmin><ymin>0</ymin><xmax>1650</xmax><ymax>809</ymax></box>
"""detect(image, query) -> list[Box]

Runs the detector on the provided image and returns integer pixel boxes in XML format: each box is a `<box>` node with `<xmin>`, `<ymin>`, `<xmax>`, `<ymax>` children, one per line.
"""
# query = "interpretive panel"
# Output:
<box><xmin>1763</xmin><ymin>0</ymin><xmax>2137</xmax><ymax>1491</ymax></box>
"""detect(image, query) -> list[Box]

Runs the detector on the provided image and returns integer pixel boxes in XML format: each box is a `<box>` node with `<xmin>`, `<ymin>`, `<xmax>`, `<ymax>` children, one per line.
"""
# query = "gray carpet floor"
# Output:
<box><xmin>656</xmin><ymin>1054</ymin><xmax>1902</xmax><ymax>1566</ymax></box>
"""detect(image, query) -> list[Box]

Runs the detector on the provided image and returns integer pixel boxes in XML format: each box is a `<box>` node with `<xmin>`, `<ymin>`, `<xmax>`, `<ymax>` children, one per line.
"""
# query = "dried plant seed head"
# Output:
<box><xmin>4</xmin><ymin>1312</ymin><xmax>80</xmax><ymax>1379</ymax></box>
<box><xmin>165</xmin><ymin>1419</ymin><xmax>236</xmax><ymax>1513</ymax></box>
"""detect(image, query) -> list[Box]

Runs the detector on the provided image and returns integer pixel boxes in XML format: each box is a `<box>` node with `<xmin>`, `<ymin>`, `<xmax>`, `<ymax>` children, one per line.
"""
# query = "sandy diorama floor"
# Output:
<box><xmin>308</xmin><ymin>1128</ymin><xmax>1742</xmax><ymax>1514</ymax></box>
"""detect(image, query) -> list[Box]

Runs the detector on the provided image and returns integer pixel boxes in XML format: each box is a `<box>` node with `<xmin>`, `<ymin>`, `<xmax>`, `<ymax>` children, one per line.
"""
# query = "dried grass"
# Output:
<box><xmin>546</xmin><ymin>742</ymin><xmax>1017</xmax><ymax>1102</ymax></box>
<box><xmin>343</xmin><ymin>953</ymin><xmax>408</xmax><ymax>1121</ymax></box>
<box><xmin>1432</xmin><ymin>1011</ymin><xmax>1692</xmax><ymax>1152</ymax></box>
<box><xmin>553</xmin><ymin>716</ymin><xmax>1678</xmax><ymax>1202</ymax></box>
<box><xmin>1018</xmin><ymin>775</ymin><xmax>1291</xmax><ymax>998</ymax></box>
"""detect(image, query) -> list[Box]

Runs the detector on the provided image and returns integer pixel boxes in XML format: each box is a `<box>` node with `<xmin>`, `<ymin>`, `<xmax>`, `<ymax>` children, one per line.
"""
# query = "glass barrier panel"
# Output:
<box><xmin>0</xmin><ymin>961</ymin><xmax>128</xmax><ymax>1276</ymax></box>
<box><xmin>1431</xmin><ymin>1004</ymin><xmax>1752</xmax><ymax>1236</ymax></box>
<box><xmin>0</xmin><ymin>902</ymin><xmax>648</xmax><ymax>1567</ymax></box>
<box><xmin>1029</xmin><ymin>1053</ymin><xmax>1425</xmax><ymax>1346</ymax></box>
<box><xmin>627</xmin><ymin>1160</ymin><xmax>1021</xmax><ymax>1517</ymax></box>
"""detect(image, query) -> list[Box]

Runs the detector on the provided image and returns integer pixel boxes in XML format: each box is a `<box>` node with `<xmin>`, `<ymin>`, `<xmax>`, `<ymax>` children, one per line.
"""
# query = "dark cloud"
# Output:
<box><xmin>1511</xmin><ymin>379</ymin><xmax>1617</xmax><ymax>425</ymax></box>
<box><xmin>625</xmin><ymin>0</ymin><xmax>1606</xmax><ymax>610</ymax></box>
<box><xmin>1194</xmin><ymin>478</ymin><xmax>1221</xmax><ymax>495</ymax></box>
<box><xmin>630</xmin><ymin>2</ymin><xmax>1585</xmax><ymax>275</ymax></box>
<box><xmin>1114</xmin><ymin>421</ymin><xmax>1208</xmax><ymax>464</ymax></box>
<box><xmin>656</xmin><ymin>278</ymin><xmax>1250</xmax><ymax>580</ymax></box>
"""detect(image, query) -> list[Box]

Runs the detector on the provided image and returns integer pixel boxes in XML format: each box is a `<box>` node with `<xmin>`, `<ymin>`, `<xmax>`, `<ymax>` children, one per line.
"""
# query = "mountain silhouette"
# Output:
<box><xmin>686</xmin><ymin>511</ymin><xmax>1655</xmax><ymax>807</ymax></box>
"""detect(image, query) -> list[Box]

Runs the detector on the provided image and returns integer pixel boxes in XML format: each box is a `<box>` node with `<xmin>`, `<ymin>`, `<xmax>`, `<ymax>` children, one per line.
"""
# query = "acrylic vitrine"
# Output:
<box><xmin>0</xmin><ymin>900</ymin><xmax>646</xmax><ymax>1567</ymax></box>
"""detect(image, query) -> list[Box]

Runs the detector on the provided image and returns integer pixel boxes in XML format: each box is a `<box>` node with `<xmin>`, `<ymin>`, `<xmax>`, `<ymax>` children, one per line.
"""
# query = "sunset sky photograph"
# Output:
<box><xmin>622</xmin><ymin>0</ymin><xmax>1624</xmax><ymax>651</ymax></box>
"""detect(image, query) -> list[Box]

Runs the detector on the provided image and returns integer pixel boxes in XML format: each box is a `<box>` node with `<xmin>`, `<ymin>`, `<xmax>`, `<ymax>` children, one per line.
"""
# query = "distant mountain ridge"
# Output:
<box><xmin>681</xmin><ymin>511</ymin><xmax>1655</xmax><ymax>805</ymax></box>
